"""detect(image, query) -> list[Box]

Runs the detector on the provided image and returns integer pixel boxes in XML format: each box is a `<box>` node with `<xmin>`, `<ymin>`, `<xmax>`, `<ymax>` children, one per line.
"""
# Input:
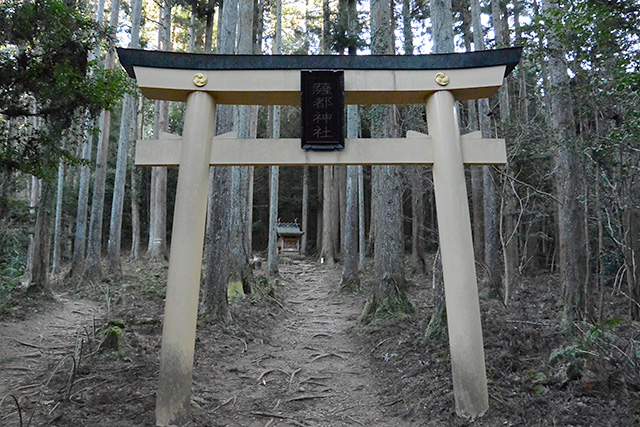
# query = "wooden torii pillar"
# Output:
<box><xmin>117</xmin><ymin>47</ymin><xmax>522</xmax><ymax>426</ymax></box>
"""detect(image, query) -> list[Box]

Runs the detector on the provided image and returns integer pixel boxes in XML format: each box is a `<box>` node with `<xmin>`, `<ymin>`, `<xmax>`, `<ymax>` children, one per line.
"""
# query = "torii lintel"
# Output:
<box><xmin>117</xmin><ymin>47</ymin><xmax>522</xmax><ymax>104</ymax></box>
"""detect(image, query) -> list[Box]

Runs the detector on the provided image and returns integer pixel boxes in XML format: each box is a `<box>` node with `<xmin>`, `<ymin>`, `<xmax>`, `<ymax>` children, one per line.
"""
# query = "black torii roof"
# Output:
<box><xmin>117</xmin><ymin>47</ymin><xmax>523</xmax><ymax>80</ymax></box>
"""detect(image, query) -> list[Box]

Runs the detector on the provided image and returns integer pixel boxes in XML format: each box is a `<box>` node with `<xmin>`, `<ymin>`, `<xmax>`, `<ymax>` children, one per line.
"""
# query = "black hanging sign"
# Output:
<box><xmin>301</xmin><ymin>70</ymin><xmax>345</xmax><ymax>150</ymax></box>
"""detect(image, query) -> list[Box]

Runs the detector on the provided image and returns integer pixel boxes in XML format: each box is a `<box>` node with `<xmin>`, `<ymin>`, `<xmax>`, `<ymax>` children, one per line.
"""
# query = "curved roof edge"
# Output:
<box><xmin>117</xmin><ymin>47</ymin><xmax>523</xmax><ymax>79</ymax></box>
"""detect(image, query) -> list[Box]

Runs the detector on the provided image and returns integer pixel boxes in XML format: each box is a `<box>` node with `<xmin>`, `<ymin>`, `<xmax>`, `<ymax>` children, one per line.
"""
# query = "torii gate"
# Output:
<box><xmin>117</xmin><ymin>47</ymin><xmax>522</xmax><ymax>426</ymax></box>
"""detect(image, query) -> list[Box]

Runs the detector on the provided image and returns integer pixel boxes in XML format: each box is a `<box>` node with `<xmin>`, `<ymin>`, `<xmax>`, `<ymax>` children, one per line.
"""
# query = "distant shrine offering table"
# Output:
<box><xmin>117</xmin><ymin>46</ymin><xmax>522</xmax><ymax>426</ymax></box>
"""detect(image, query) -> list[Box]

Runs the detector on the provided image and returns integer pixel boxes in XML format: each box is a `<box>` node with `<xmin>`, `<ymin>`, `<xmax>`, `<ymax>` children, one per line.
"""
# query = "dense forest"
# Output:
<box><xmin>2</xmin><ymin>0</ymin><xmax>639</xmax><ymax>324</ymax></box>
<box><xmin>1</xmin><ymin>0</ymin><xmax>640</xmax><ymax>424</ymax></box>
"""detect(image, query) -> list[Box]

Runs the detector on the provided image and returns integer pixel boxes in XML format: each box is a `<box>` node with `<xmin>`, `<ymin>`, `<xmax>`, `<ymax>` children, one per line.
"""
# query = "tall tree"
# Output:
<box><xmin>84</xmin><ymin>0</ymin><xmax>122</xmax><ymax>280</ymax></box>
<box><xmin>460</xmin><ymin>0</ymin><xmax>483</xmax><ymax>262</ymax></box>
<box><xmin>229</xmin><ymin>0</ymin><xmax>255</xmax><ymax>292</ymax></box>
<box><xmin>340</xmin><ymin>0</ymin><xmax>360</xmax><ymax>291</ymax></box>
<box><xmin>202</xmin><ymin>0</ymin><xmax>237</xmax><ymax>323</ymax></box>
<box><xmin>107</xmin><ymin>0</ymin><xmax>143</xmax><ymax>273</ymax></box>
<box><xmin>492</xmin><ymin>0</ymin><xmax>519</xmax><ymax>306</ymax></box>
<box><xmin>0</xmin><ymin>0</ymin><xmax>125</xmax><ymax>284</ymax></box>
<box><xmin>70</xmin><ymin>0</ymin><xmax>105</xmax><ymax>278</ymax></box>
<box><xmin>402</xmin><ymin>0</ymin><xmax>427</xmax><ymax>274</ymax></box>
<box><xmin>51</xmin><ymin>152</ymin><xmax>65</xmax><ymax>274</ymax></box>
<box><xmin>130</xmin><ymin>105</ymin><xmax>142</xmax><ymax>261</ymax></box>
<box><xmin>147</xmin><ymin>0</ymin><xmax>172</xmax><ymax>261</ymax></box>
<box><xmin>358</xmin><ymin>164</ymin><xmax>365</xmax><ymax>271</ymax></box>
<box><xmin>340</xmin><ymin>115</ymin><xmax>360</xmax><ymax>291</ymax></box>
<box><xmin>267</xmin><ymin>0</ymin><xmax>282</xmax><ymax>276</ymax></box>
<box><xmin>543</xmin><ymin>0</ymin><xmax>586</xmax><ymax>324</ymax></box>
<box><xmin>470</xmin><ymin>0</ymin><xmax>500</xmax><ymax>292</ymax></box>
<box><xmin>361</xmin><ymin>0</ymin><xmax>413</xmax><ymax>321</ymax></box>
<box><xmin>320</xmin><ymin>166</ymin><xmax>338</xmax><ymax>266</ymax></box>
<box><xmin>301</xmin><ymin>166</ymin><xmax>309</xmax><ymax>255</ymax></box>
<box><xmin>318</xmin><ymin>0</ymin><xmax>339</xmax><ymax>267</ymax></box>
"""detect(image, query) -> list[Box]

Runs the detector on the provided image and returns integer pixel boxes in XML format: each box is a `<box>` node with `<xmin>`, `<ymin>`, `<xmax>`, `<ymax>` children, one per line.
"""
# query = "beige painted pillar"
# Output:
<box><xmin>156</xmin><ymin>91</ymin><xmax>216</xmax><ymax>426</ymax></box>
<box><xmin>426</xmin><ymin>90</ymin><xmax>488</xmax><ymax>418</ymax></box>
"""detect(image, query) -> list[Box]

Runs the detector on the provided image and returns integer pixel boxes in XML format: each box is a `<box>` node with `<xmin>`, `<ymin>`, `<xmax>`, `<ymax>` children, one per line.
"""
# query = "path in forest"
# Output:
<box><xmin>0</xmin><ymin>261</ymin><xmax>409</xmax><ymax>426</ymax></box>
<box><xmin>207</xmin><ymin>259</ymin><xmax>405</xmax><ymax>426</ymax></box>
<box><xmin>0</xmin><ymin>296</ymin><xmax>102</xmax><ymax>398</ymax></box>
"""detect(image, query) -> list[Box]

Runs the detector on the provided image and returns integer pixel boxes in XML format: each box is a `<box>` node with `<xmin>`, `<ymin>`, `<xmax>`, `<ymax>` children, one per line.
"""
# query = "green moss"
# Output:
<box><xmin>424</xmin><ymin>303</ymin><xmax>448</xmax><ymax>342</ymax></box>
<box><xmin>102</xmin><ymin>325</ymin><xmax>123</xmax><ymax>351</ymax></box>
<box><xmin>360</xmin><ymin>292</ymin><xmax>414</xmax><ymax>324</ymax></box>
<box><xmin>227</xmin><ymin>282</ymin><xmax>245</xmax><ymax>301</ymax></box>
<box><xmin>108</xmin><ymin>319</ymin><xmax>126</xmax><ymax>329</ymax></box>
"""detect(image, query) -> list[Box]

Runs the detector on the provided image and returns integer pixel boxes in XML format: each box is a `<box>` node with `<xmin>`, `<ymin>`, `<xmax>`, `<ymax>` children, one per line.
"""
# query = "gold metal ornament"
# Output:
<box><xmin>435</xmin><ymin>72</ymin><xmax>450</xmax><ymax>86</ymax></box>
<box><xmin>193</xmin><ymin>73</ymin><xmax>208</xmax><ymax>87</ymax></box>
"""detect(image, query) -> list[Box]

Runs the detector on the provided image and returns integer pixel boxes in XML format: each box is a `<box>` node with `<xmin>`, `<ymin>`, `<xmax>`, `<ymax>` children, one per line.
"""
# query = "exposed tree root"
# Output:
<box><xmin>310</xmin><ymin>352</ymin><xmax>349</xmax><ymax>362</ymax></box>
<box><xmin>339</xmin><ymin>276</ymin><xmax>360</xmax><ymax>294</ymax></box>
<box><xmin>424</xmin><ymin>302</ymin><xmax>448</xmax><ymax>341</ymax></box>
<box><xmin>360</xmin><ymin>292</ymin><xmax>414</xmax><ymax>324</ymax></box>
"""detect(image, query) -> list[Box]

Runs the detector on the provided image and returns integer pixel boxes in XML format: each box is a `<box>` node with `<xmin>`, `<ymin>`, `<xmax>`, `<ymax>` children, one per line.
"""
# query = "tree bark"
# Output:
<box><xmin>147</xmin><ymin>1</ymin><xmax>171</xmax><ymax>262</ymax></box>
<box><xmin>202</xmin><ymin>167</ymin><xmax>232</xmax><ymax>323</ymax></box>
<box><xmin>543</xmin><ymin>0</ymin><xmax>586</xmax><ymax>325</ymax></box>
<box><xmin>70</xmin><ymin>123</ymin><xmax>93</xmax><ymax>277</ymax></box>
<box><xmin>107</xmin><ymin>0</ymin><xmax>142</xmax><ymax>273</ymax></box>
<box><xmin>470</xmin><ymin>0</ymin><xmax>501</xmax><ymax>292</ymax></box>
<box><xmin>28</xmin><ymin>183</ymin><xmax>53</xmax><ymax>296</ymax></box>
<box><xmin>69</xmin><ymin>0</ymin><xmax>105</xmax><ymax>279</ymax></box>
<box><xmin>338</xmin><ymin>165</ymin><xmax>347</xmax><ymax>256</ymax></box>
<box><xmin>301</xmin><ymin>166</ymin><xmax>309</xmax><ymax>255</ymax></box>
<box><xmin>493</xmin><ymin>0</ymin><xmax>518</xmax><ymax>306</ymax></box>
<box><xmin>317</xmin><ymin>167</ymin><xmax>323</xmax><ymax>254</ymax></box>
<box><xmin>51</xmin><ymin>160</ymin><xmax>64</xmax><ymax>274</ymax></box>
<box><xmin>340</xmin><ymin>105</ymin><xmax>361</xmax><ymax>292</ymax></box>
<box><xmin>84</xmin><ymin>0</ymin><xmax>122</xmax><ymax>280</ymax></box>
<box><xmin>402</xmin><ymin>0</ymin><xmax>425</xmax><ymax>274</ymax></box>
<box><xmin>202</xmin><ymin>0</ymin><xmax>238</xmax><ymax>322</ymax></box>
<box><xmin>25</xmin><ymin>176</ymin><xmax>40</xmax><ymax>284</ymax></box>
<box><xmin>322</xmin><ymin>0</ymin><xmax>331</xmax><ymax>54</ymax></box>
<box><xmin>267</xmin><ymin>0</ymin><xmax>282</xmax><ymax>276</ymax></box>
<box><xmin>320</xmin><ymin>166</ymin><xmax>337</xmax><ymax>267</ymax></box>
<box><xmin>410</xmin><ymin>168</ymin><xmax>426</xmax><ymax>272</ymax></box>
<box><xmin>461</xmin><ymin>5</ymin><xmax>484</xmax><ymax>262</ymax></box>
<box><xmin>361</xmin><ymin>0</ymin><xmax>412</xmax><ymax>321</ymax></box>
<box><xmin>204</xmin><ymin>0</ymin><xmax>216</xmax><ymax>52</ymax></box>
<box><xmin>130</xmin><ymin>129</ymin><xmax>141</xmax><ymax>261</ymax></box>
<box><xmin>358</xmin><ymin>165</ymin><xmax>365</xmax><ymax>270</ymax></box>
<box><xmin>228</xmin><ymin>0</ymin><xmax>255</xmax><ymax>292</ymax></box>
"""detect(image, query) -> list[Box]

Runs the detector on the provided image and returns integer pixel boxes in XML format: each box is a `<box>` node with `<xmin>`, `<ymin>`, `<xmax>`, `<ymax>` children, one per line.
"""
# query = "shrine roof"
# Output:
<box><xmin>277</xmin><ymin>223</ymin><xmax>304</xmax><ymax>237</ymax></box>
<box><xmin>117</xmin><ymin>47</ymin><xmax>522</xmax><ymax>80</ymax></box>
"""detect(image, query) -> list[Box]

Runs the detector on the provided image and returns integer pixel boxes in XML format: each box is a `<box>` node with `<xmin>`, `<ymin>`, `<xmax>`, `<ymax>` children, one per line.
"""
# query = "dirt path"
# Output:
<box><xmin>194</xmin><ymin>259</ymin><xmax>405</xmax><ymax>426</ymax></box>
<box><xmin>0</xmin><ymin>295</ymin><xmax>102</xmax><ymax>398</ymax></box>
<box><xmin>4</xmin><ymin>259</ymin><xmax>638</xmax><ymax>426</ymax></box>
<box><xmin>1</xmin><ymin>260</ymin><xmax>410</xmax><ymax>426</ymax></box>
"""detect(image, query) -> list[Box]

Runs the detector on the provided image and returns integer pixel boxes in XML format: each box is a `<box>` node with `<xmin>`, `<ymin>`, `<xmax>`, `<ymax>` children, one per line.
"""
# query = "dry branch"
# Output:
<box><xmin>312</xmin><ymin>333</ymin><xmax>332</xmax><ymax>338</ymax></box>
<box><xmin>212</xmin><ymin>395</ymin><xmax>237</xmax><ymax>411</ymax></box>
<box><xmin>256</xmin><ymin>368</ymin><xmax>291</xmax><ymax>384</ymax></box>
<box><xmin>346</xmin><ymin>415</ymin><xmax>366</xmax><ymax>426</ymax></box>
<box><xmin>285</xmin><ymin>393</ymin><xmax>337</xmax><ymax>402</ymax></box>
<box><xmin>251</xmin><ymin>411</ymin><xmax>290</xmax><ymax>419</ymax></box>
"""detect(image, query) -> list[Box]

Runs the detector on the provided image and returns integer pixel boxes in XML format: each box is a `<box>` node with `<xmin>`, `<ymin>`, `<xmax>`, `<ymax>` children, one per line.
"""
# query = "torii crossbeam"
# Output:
<box><xmin>117</xmin><ymin>47</ymin><xmax>522</xmax><ymax>426</ymax></box>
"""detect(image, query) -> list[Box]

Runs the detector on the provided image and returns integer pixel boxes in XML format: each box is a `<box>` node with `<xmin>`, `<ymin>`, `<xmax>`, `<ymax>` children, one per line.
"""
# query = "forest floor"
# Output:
<box><xmin>1</xmin><ymin>256</ymin><xmax>640</xmax><ymax>426</ymax></box>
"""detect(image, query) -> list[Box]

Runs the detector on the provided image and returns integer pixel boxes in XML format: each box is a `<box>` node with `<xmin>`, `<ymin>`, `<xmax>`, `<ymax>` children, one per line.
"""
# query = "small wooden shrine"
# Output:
<box><xmin>277</xmin><ymin>222</ymin><xmax>304</xmax><ymax>254</ymax></box>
